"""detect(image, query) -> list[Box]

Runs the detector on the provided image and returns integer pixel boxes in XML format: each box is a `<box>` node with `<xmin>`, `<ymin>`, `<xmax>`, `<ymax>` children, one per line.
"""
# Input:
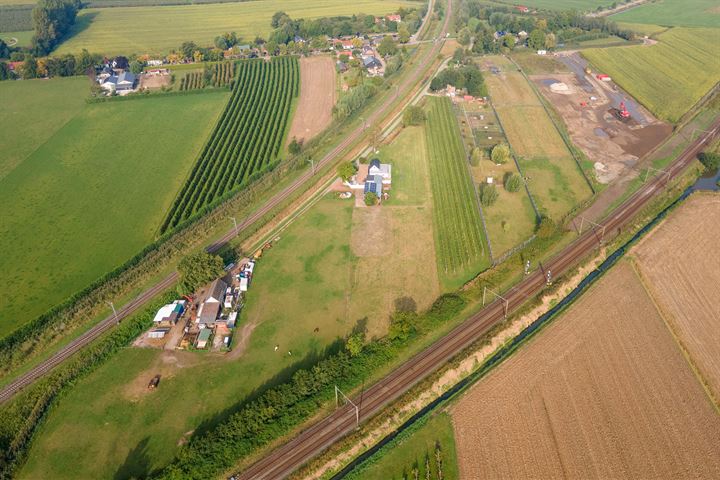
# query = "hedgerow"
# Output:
<box><xmin>154</xmin><ymin>294</ymin><xmax>466</xmax><ymax>480</ymax></box>
<box><xmin>162</xmin><ymin>57</ymin><xmax>299</xmax><ymax>232</ymax></box>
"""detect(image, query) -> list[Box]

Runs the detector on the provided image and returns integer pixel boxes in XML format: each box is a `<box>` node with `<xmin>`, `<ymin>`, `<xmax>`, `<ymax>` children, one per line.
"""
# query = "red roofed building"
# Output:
<box><xmin>386</xmin><ymin>14</ymin><xmax>402</xmax><ymax>22</ymax></box>
<box><xmin>516</xmin><ymin>6</ymin><xmax>529</xmax><ymax>13</ymax></box>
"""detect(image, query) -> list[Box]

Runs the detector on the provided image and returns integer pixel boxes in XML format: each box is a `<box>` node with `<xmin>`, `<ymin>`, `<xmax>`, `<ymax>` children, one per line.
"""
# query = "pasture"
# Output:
<box><xmin>425</xmin><ymin>97</ymin><xmax>490</xmax><ymax>289</ymax></box>
<box><xmin>0</xmin><ymin>77</ymin><xmax>89</xmax><ymax>180</ymax></box>
<box><xmin>54</xmin><ymin>0</ymin><xmax>415</xmax><ymax>56</ymax></box>
<box><xmin>452</xmin><ymin>261</ymin><xmax>720</xmax><ymax>478</ymax></box>
<box><xmin>582</xmin><ymin>27</ymin><xmax>720</xmax><ymax>122</ymax></box>
<box><xmin>0</xmin><ymin>92</ymin><xmax>228</xmax><ymax>336</ymax></box>
<box><xmin>19</xmin><ymin>125</ymin><xmax>442</xmax><ymax>478</ymax></box>
<box><xmin>611</xmin><ymin>0</ymin><xmax>720</xmax><ymax>28</ymax></box>
<box><xmin>162</xmin><ymin>57</ymin><xmax>299</xmax><ymax>232</ymax></box>
<box><xmin>0</xmin><ymin>30</ymin><xmax>33</xmax><ymax>47</ymax></box>
<box><xmin>483</xmin><ymin>60</ymin><xmax>592</xmax><ymax>219</ymax></box>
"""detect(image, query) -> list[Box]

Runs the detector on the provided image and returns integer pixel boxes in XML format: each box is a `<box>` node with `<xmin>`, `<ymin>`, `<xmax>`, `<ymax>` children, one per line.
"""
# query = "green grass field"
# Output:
<box><xmin>345</xmin><ymin>412</ymin><xmax>459</xmax><ymax>480</ymax></box>
<box><xmin>54</xmin><ymin>0</ymin><xmax>414</xmax><ymax>56</ymax></box>
<box><xmin>0</xmin><ymin>77</ymin><xmax>89</xmax><ymax>180</ymax></box>
<box><xmin>425</xmin><ymin>97</ymin><xmax>490</xmax><ymax>289</ymax></box>
<box><xmin>0</xmin><ymin>30</ymin><xmax>33</xmax><ymax>47</ymax></box>
<box><xmin>611</xmin><ymin>0</ymin><xmax>720</xmax><ymax>28</ymax></box>
<box><xmin>18</xmin><ymin>125</ymin><xmax>442</xmax><ymax>478</ymax></box>
<box><xmin>0</xmin><ymin>91</ymin><xmax>228</xmax><ymax>336</ymax></box>
<box><xmin>493</xmin><ymin>0</ymin><xmax>613</xmax><ymax>11</ymax></box>
<box><xmin>615</xmin><ymin>22</ymin><xmax>669</xmax><ymax>36</ymax></box>
<box><xmin>583</xmin><ymin>27</ymin><xmax>720</xmax><ymax>122</ymax></box>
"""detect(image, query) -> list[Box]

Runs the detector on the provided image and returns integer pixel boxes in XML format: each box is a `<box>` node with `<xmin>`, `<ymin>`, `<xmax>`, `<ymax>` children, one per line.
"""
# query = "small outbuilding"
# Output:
<box><xmin>196</xmin><ymin>328</ymin><xmax>212</xmax><ymax>349</ymax></box>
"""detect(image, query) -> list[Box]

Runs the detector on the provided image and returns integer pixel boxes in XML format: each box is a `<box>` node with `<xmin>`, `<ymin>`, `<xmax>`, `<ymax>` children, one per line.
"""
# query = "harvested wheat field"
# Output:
<box><xmin>631</xmin><ymin>193</ymin><xmax>720</xmax><ymax>398</ymax></box>
<box><xmin>286</xmin><ymin>56</ymin><xmax>336</xmax><ymax>144</ymax></box>
<box><xmin>451</xmin><ymin>260</ymin><xmax>720</xmax><ymax>479</ymax></box>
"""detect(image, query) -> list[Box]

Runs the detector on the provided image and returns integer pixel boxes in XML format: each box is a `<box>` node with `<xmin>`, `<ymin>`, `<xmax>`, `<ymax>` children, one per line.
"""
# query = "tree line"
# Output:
<box><xmin>430</xmin><ymin>63</ymin><xmax>487</xmax><ymax>97</ymax></box>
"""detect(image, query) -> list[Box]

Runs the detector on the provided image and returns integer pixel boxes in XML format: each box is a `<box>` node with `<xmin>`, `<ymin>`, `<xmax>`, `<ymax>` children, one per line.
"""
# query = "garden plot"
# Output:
<box><xmin>453</xmin><ymin>100</ymin><xmax>537</xmax><ymax>257</ymax></box>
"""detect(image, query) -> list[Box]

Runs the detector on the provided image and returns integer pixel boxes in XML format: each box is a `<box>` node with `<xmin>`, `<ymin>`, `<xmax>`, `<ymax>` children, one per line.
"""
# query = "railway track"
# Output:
<box><xmin>234</xmin><ymin>119</ymin><xmax>720</xmax><ymax>479</ymax></box>
<box><xmin>0</xmin><ymin>0</ymin><xmax>449</xmax><ymax>404</ymax></box>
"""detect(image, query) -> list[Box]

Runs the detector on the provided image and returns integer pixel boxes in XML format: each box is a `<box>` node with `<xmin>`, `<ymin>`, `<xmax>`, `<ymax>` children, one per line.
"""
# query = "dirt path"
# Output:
<box><xmin>287</xmin><ymin>56</ymin><xmax>336</xmax><ymax>144</ymax></box>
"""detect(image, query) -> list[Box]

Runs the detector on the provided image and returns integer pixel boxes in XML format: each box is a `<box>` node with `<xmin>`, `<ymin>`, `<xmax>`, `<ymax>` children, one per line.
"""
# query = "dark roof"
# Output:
<box><xmin>201</xmin><ymin>278</ymin><xmax>227</xmax><ymax>304</ymax></box>
<box><xmin>198</xmin><ymin>302</ymin><xmax>221</xmax><ymax>324</ymax></box>
<box><xmin>364</xmin><ymin>175</ymin><xmax>383</xmax><ymax>196</ymax></box>
<box><xmin>363</xmin><ymin>56</ymin><xmax>382</xmax><ymax>68</ymax></box>
<box><xmin>369</xmin><ymin>158</ymin><xmax>381</xmax><ymax>169</ymax></box>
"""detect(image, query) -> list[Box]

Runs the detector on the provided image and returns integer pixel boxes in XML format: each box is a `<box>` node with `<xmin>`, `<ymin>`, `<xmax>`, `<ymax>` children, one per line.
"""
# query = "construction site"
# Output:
<box><xmin>531</xmin><ymin>52</ymin><xmax>671</xmax><ymax>184</ymax></box>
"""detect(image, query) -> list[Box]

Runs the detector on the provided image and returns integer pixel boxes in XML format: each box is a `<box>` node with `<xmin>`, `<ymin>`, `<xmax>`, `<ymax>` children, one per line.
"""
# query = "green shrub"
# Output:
<box><xmin>479</xmin><ymin>183</ymin><xmax>498</xmax><ymax>207</ymax></box>
<box><xmin>491</xmin><ymin>144</ymin><xmax>510</xmax><ymax>165</ymax></box>
<box><xmin>504</xmin><ymin>172</ymin><xmax>522</xmax><ymax>192</ymax></box>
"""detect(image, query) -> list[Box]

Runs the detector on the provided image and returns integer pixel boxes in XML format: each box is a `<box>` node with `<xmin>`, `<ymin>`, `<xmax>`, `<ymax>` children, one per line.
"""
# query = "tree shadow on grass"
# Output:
<box><xmin>113</xmin><ymin>436</ymin><xmax>153</xmax><ymax>480</ymax></box>
<box><xmin>191</xmin><ymin>337</ymin><xmax>346</xmax><ymax>440</ymax></box>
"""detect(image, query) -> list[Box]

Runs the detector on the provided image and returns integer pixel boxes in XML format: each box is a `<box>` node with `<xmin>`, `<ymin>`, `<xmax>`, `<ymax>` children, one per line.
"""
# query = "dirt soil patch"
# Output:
<box><xmin>631</xmin><ymin>193</ymin><xmax>720</xmax><ymax>400</ymax></box>
<box><xmin>287</xmin><ymin>56</ymin><xmax>336</xmax><ymax>144</ymax></box>
<box><xmin>452</xmin><ymin>261</ymin><xmax>720</xmax><ymax>479</ymax></box>
<box><xmin>532</xmin><ymin>57</ymin><xmax>671</xmax><ymax>184</ymax></box>
<box><xmin>139</xmin><ymin>73</ymin><xmax>170</xmax><ymax>90</ymax></box>
<box><xmin>351</xmin><ymin>207</ymin><xmax>391</xmax><ymax>257</ymax></box>
<box><xmin>123</xmin><ymin>350</ymin><xmax>202</xmax><ymax>401</ymax></box>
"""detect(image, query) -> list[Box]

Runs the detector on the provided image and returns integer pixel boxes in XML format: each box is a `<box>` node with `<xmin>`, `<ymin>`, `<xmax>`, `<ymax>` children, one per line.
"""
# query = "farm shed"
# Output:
<box><xmin>196</xmin><ymin>328</ymin><xmax>212</xmax><ymax>349</ymax></box>
<box><xmin>153</xmin><ymin>301</ymin><xmax>185</xmax><ymax>324</ymax></box>
<box><xmin>148</xmin><ymin>328</ymin><xmax>170</xmax><ymax>339</ymax></box>
<box><xmin>197</xmin><ymin>302</ymin><xmax>221</xmax><ymax>328</ymax></box>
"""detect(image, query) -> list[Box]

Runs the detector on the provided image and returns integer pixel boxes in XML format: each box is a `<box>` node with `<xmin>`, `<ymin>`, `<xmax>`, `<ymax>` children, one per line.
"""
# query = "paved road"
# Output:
<box><xmin>234</xmin><ymin>120</ymin><xmax>720</xmax><ymax>480</ymax></box>
<box><xmin>0</xmin><ymin>0</ymin><xmax>447</xmax><ymax>405</ymax></box>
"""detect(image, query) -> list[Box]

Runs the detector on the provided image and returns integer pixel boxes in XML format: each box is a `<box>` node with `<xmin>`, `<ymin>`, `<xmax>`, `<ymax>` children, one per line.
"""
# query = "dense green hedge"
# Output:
<box><xmin>155</xmin><ymin>294</ymin><xmax>466</xmax><ymax>479</ymax></box>
<box><xmin>0</xmin><ymin>292</ymin><xmax>174</xmax><ymax>478</ymax></box>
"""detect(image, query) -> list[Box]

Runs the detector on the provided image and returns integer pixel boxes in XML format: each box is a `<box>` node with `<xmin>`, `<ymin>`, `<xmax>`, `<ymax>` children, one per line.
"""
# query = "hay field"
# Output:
<box><xmin>452</xmin><ymin>261</ymin><xmax>720</xmax><ymax>479</ymax></box>
<box><xmin>55</xmin><ymin>0</ymin><xmax>414</xmax><ymax>56</ymax></box>
<box><xmin>611</xmin><ymin>0</ymin><xmax>720</xmax><ymax>28</ymax></box>
<box><xmin>582</xmin><ymin>27</ymin><xmax>720</xmax><ymax>123</ymax></box>
<box><xmin>631</xmin><ymin>194</ymin><xmax>720</xmax><ymax>399</ymax></box>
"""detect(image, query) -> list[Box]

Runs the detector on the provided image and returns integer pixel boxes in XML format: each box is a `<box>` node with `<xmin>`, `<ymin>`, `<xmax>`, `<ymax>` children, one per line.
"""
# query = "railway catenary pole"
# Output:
<box><xmin>482</xmin><ymin>286</ymin><xmax>509</xmax><ymax>318</ymax></box>
<box><xmin>229</xmin><ymin>216</ymin><xmax>239</xmax><ymax>237</ymax></box>
<box><xmin>107</xmin><ymin>301</ymin><xmax>119</xmax><ymax>325</ymax></box>
<box><xmin>335</xmin><ymin>386</ymin><xmax>359</xmax><ymax>427</ymax></box>
<box><xmin>577</xmin><ymin>216</ymin><xmax>606</xmax><ymax>244</ymax></box>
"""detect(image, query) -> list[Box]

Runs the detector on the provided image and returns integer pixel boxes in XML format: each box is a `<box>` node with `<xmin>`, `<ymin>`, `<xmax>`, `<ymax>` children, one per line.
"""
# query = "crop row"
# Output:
<box><xmin>161</xmin><ymin>57</ymin><xmax>299</xmax><ymax>232</ymax></box>
<box><xmin>211</xmin><ymin>61</ymin><xmax>235</xmax><ymax>87</ymax></box>
<box><xmin>425</xmin><ymin>97</ymin><xmax>487</xmax><ymax>274</ymax></box>
<box><xmin>179</xmin><ymin>71</ymin><xmax>205</xmax><ymax>91</ymax></box>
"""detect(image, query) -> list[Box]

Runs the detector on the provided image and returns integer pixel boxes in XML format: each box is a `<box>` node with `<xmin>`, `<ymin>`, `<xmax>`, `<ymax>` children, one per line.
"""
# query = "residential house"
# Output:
<box><xmin>364</xmin><ymin>174</ymin><xmax>383</xmax><ymax>197</ymax></box>
<box><xmin>336</xmin><ymin>60</ymin><xmax>348</xmax><ymax>73</ymax></box>
<box><xmin>102</xmin><ymin>71</ymin><xmax>136</xmax><ymax>93</ymax></box>
<box><xmin>362</xmin><ymin>56</ymin><xmax>383</xmax><ymax>76</ymax></box>
<box><xmin>147</xmin><ymin>59</ymin><xmax>164</xmax><ymax>67</ymax></box>
<box><xmin>368</xmin><ymin>158</ymin><xmax>392</xmax><ymax>185</ymax></box>
<box><xmin>386</xmin><ymin>14</ymin><xmax>402</xmax><ymax>23</ymax></box>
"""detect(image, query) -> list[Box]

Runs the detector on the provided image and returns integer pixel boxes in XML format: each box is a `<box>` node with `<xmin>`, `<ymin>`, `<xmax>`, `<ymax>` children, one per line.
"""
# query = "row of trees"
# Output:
<box><xmin>162</xmin><ymin>57</ymin><xmax>300</xmax><ymax>232</ymax></box>
<box><xmin>179</xmin><ymin>71</ymin><xmax>205</xmax><ymax>91</ymax></box>
<box><xmin>429</xmin><ymin>64</ymin><xmax>487</xmax><ymax>97</ymax></box>
<box><xmin>31</xmin><ymin>0</ymin><xmax>81</xmax><ymax>55</ymax></box>
<box><xmin>154</xmin><ymin>293</ymin><xmax>466</xmax><ymax>479</ymax></box>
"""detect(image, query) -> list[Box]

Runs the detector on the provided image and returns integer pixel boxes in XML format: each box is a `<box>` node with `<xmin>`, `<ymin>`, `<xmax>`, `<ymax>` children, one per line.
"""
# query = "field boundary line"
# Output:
<box><xmin>485</xmin><ymin>96</ymin><xmax>541</xmax><ymax>219</ymax></box>
<box><xmin>507</xmin><ymin>55</ymin><xmax>596</xmax><ymax>195</ymax></box>
<box><xmin>626</xmin><ymin>257</ymin><xmax>720</xmax><ymax>412</ymax></box>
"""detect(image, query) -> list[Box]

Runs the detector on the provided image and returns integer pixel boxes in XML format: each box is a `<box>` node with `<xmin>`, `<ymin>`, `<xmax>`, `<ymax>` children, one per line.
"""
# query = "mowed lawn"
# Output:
<box><xmin>583</xmin><ymin>27</ymin><xmax>720</xmax><ymax>123</ymax></box>
<box><xmin>0</xmin><ymin>92</ymin><xmax>228</xmax><ymax>336</ymax></box>
<box><xmin>0</xmin><ymin>77</ymin><xmax>89</xmax><ymax>180</ymax></box>
<box><xmin>484</xmin><ymin>61</ymin><xmax>592</xmax><ymax>219</ymax></box>
<box><xmin>425</xmin><ymin>97</ymin><xmax>490</xmax><ymax>289</ymax></box>
<box><xmin>55</xmin><ymin>0</ymin><xmax>415</xmax><ymax>56</ymax></box>
<box><xmin>611</xmin><ymin>0</ymin><xmax>720</xmax><ymax>28</ymax></box>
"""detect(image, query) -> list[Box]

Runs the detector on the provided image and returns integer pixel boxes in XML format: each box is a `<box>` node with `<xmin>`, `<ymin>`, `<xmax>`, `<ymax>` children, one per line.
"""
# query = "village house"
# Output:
<box><xmin>368</xmin><ymin>158</ymin><xmax>392</xmax><ymax>185</ymax></box>
<box><xmin>101</xmin><ymin>71</ymin><xmax>137</xmax><ymax>93</ymax></box>
<box><xmin>386</xmin><ymin>14</ymin><xmax>402</xmax><ymax>23</ymax></box>
<box><xmin>364</xmin><ymin>174</ymin><xmax>383</xmax><ymax>197</ymax></box>
<box><xmin>362</xmin><ymin>56</ymin><xmax>384</xmax><ymax>76</ymax></box>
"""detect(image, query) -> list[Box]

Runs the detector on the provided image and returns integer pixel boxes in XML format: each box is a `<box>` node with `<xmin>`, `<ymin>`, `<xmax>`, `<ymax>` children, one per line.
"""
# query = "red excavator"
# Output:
<box><xmin>616</xmin><ymin>100</ymin><xmax>631</xmax><ymax>120</ymax></box>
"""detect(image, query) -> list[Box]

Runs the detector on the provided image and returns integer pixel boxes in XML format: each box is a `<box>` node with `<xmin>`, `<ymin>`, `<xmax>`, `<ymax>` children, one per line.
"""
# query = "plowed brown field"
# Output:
<box><xmin>631</xmin><ymin>193</ymin><xmax>720</xmax><ymax>399</ymax></box>
<box><xmin>452</xmin><ymin>260</ymin><xmax>720</xmax><ymax>479</ymax></box>
<box><xmin>286</xmin><ymin>56</ymin><xmax>336</xmax><ymax>144</ymax></box>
